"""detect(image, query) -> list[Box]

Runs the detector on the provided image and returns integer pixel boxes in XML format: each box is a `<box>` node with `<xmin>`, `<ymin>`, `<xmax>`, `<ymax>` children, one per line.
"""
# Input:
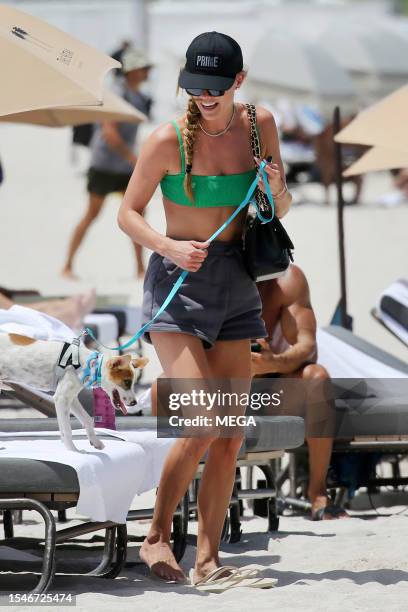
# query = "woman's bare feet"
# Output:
<box><xmin>140</xmin><ymin>533</ymin><xmax>186</xmax><ymax>583</ymax></box>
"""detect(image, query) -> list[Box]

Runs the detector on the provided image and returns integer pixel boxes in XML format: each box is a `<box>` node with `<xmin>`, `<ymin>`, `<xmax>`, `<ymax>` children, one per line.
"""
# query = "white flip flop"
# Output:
<box><xmin>189</xmin><ymin>565</ymin><xmax>277</xmax><ymax>592</ymax></box>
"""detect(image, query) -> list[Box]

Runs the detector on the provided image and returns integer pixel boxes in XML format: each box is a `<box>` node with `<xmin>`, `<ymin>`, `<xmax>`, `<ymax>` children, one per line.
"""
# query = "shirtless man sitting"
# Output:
<box><xmin>251</xmin><ymin>264</ymin><xmax>347</xmax><ymax>520</ymax></box>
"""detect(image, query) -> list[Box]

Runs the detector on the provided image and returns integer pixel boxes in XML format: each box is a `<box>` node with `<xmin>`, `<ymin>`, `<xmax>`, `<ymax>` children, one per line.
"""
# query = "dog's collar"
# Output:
<box><xmin>79</xmin><ymin>351</ymin><xmax>103</xmax><ymax>388</ymax></box>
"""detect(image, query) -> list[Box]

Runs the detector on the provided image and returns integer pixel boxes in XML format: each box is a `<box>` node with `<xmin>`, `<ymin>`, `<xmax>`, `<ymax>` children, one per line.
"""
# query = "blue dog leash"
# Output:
<box><xmin>85</xmin><ymin>160</ymin><xmax>275</xmax><ymax>352</ymax></box>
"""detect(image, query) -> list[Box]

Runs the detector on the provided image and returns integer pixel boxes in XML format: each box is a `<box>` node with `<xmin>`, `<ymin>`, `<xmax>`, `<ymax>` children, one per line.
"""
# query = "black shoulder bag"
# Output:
<box><xmin>243</xmin><ymin>104</ymin><xmax>294</xmax><ymax>282</ymax></box>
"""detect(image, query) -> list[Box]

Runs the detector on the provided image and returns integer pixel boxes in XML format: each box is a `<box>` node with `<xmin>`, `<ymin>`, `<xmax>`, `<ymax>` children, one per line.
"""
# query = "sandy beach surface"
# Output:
<box><xmin>0</xmin><ymin>121</ymin><xmax>407</xmax><ymax>611</ymax></box>
<box><xmin>1</xmin><ymin>489</ymin><xmax>408</xmax><ymax>612</ymax></box>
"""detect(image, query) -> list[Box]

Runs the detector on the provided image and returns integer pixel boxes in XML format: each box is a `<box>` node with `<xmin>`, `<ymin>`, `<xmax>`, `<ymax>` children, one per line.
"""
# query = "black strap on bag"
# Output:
<box><xmin>243</xmin><ymin>104</ymin><xmax>294</xmax><ymax>282</ymax></box>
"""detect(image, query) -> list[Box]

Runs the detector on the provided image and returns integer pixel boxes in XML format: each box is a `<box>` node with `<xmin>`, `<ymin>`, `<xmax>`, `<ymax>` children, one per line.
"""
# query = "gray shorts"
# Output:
<box><xmin>141</xmin><ymin>239</ymin><xmax>267</xmax><ymax>349</ymax></box>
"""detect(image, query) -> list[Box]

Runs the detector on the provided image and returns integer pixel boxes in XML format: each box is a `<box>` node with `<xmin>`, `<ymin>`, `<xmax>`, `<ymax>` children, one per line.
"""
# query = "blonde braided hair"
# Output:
<box><xmin>182</xmin><ymin>98</ymin><xmax>201</xmax><ymax>203</ymax></box>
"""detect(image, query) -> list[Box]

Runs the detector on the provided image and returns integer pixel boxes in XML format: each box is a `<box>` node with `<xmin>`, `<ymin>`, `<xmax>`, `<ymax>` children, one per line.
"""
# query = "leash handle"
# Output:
<box><xmin>85</xmin><ymin>161</ymin><xmax>274</xmax><ymax>352</ymax></box>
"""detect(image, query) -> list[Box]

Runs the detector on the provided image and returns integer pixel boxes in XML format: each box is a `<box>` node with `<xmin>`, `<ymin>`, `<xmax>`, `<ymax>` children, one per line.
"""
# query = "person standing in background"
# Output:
<box><xmin>111</xmin><ymin>39</ymin><xmax>132</xmax><ymax>73</ymax></box>
<box><xmin>62</xmin><ymin>48</ymin><xmax>153</xmax><ymax>280</ymax></box>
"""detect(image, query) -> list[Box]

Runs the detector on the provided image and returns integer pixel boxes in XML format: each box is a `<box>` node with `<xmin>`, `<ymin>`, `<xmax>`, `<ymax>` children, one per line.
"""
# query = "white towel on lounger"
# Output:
<box><xmin>0</xmin><ymin>305</ymin><xmax>75</xmax><ymax>342</ymax></box>
<box><xmin>316</xmin><ymin>328</ymin><xmax>407</xmax><ymax>379</ymax></box>
<box><xmin>0</xmin><ymin>431</ymin><xmax>155</xmax><ymax>523</ymax></box>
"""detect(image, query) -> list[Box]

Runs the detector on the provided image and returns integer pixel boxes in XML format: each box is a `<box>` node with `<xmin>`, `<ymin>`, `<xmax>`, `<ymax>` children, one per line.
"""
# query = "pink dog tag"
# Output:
<box><xmin>93</xmin><ymin>387</ymin><xmax>116</xmax><ymax>430</ymax></box>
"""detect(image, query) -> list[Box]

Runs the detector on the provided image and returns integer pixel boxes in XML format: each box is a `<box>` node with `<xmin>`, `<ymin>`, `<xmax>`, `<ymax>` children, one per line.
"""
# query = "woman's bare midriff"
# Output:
<box><xmin>162</xmin><ymin>196</ymin><xmax>247</xmax><ymax>242</ymax></box>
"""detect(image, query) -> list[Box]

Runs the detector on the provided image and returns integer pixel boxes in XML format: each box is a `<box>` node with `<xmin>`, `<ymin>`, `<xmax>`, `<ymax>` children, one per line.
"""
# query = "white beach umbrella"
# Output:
<box><xmin>0</xmin><ymin>4</ymin><xmax>120</xmax><ymax>116</ymax></box>
<box><xmin>246</xmin><ymin>32</ymin><xmax>357</xmax><ymax>121</ymax></box>
<box><xmin>316</xmin><ymin>22</ymin><xmax>408</xmax><ymax>105</ymax></box>
<box><xmin>286</xmin><ymin>16</ymin><xmax>408</xmax><ymax>106</ymax></box>
<box><xmin>0</xmin><ymin>89</ymin><xmax>147</xmax><ymax>127</ymax></box>
<box><xmin>335</xmin><ymin>85</ymin><xmax>408</xmax><ymax>154</ymax></box>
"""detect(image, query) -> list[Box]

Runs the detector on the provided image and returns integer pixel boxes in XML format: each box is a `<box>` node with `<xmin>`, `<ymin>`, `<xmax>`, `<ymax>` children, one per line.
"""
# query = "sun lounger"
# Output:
<box><xmin>82</xmin><ymin>313</ymin><xmax>119</xmax><ymax>347</ymax></box>
<box><xmin>371</xmin><ymin>279</ymin><xmax>408</xmax><ymax>347</ymax></box>
<box><xmin>0</xmin><ymin>424</ymin><xmax>186</xmax><ymax>594</ymax></box>
<box><xmin>279</xmin><ymin>325</ymin><xmax>408</xmax><ymax>510</ymax></box>
<box><xmin>0</xmin><ymin>403</ymin><xmax>304</xmax><ymax>590</ymax></box>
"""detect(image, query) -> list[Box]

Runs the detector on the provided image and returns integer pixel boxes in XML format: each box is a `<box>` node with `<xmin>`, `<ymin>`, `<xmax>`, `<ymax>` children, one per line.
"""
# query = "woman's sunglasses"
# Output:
<box><xmin>185</xmin><ymin>88</ymin><xmax>225</xmax><ymax>97</ymax></box>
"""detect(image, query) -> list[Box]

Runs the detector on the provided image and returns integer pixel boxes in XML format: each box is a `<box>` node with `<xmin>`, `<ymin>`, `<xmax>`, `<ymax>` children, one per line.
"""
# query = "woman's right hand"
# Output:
<box><xmin>163</xmin><ymin>238</ymin><xmax>209</xmax><ymax>272</ymax></box>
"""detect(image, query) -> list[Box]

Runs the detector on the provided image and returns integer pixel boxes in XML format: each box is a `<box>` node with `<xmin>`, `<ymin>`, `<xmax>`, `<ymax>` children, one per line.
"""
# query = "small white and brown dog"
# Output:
<box><xmin>0</xmin><ymin>333</ymin><xmax>148</xmax><ymax>452</ymax></box>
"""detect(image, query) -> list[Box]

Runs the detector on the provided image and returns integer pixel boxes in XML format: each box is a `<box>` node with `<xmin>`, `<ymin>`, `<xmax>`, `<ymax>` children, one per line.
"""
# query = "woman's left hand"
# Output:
<box><xmin>254</xmin><ymin>156</ymin><xmax>284</xmax><ymax>196</ymax></box>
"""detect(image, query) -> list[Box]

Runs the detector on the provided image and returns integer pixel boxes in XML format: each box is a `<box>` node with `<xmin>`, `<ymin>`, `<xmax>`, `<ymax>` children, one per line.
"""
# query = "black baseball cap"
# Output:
<box><xmin>178</xmin><ymin>31</ymin><xmax>243</xmax><ymax>91</ymax></box>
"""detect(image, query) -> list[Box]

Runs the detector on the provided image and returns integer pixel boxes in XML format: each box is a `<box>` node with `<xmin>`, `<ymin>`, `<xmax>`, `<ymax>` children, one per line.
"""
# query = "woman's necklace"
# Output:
<box><xmin>198</xmin><ymin>104</ymin><xmax>236</xmax><ymax>137</ymax></box>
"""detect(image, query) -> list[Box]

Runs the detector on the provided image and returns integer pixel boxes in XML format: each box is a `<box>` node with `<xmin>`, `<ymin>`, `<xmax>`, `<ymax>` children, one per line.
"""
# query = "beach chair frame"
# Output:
<box><xmin>0</xmin><ymin>488</ymin><xmax>189</xmax><ymax>595</ymax></box>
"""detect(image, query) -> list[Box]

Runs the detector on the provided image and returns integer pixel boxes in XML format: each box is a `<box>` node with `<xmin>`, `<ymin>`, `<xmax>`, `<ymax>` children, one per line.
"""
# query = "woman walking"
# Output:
<box><xmin>118</xmin><ymin>31</ymin><xmax>292</xmax><ymax>588</ymax></box>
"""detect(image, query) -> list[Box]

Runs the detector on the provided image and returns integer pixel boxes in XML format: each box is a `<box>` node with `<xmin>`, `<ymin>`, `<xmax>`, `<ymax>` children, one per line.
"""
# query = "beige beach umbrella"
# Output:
<box><xmin>335</xmin><ymin>85</ymin><xmax>408</xmax><ymax>153</ymax></box>
<box><xmin>0</xmin><ymin>89</ymin><xmax>147</xmax><ymax>127</ymax></box>
<box><xmin>0</xmin><ymin>4</ymin><xmax>120</xmax><ymax>116</ymax></box>
<box><xmin>343</xmin><ymin>146</ymin><xmax>408</xmax><ymax>177</ymax></box>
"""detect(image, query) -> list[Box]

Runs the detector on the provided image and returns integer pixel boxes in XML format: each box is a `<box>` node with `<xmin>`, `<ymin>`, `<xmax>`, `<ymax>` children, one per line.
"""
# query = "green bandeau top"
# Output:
<box><xmin>160</xmin><ymin>120</ymin><xmax>258</xmax><ymax>208</ymax></box>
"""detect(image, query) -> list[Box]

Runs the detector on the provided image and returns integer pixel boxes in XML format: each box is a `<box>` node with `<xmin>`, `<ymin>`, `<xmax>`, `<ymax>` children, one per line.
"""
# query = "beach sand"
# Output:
<box><xmin>1</xmin><ymin>489</ymin><xmax>408</xmax><ymax>611</ymax></box>
<box><xmin>0</xmin><ymin>122</ymin><xmax>408</xmax><ymax>610</ymax></box>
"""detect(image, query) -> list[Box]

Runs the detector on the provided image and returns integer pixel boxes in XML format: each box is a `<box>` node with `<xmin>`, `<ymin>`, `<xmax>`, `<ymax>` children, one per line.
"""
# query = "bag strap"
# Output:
<box><xmin>245</xmin><ymin>103</ymin><xmax>261</xmax><ymax>158</ymax></box>
<box><xmin>245</xmin><ymin>104</ymin><xmax>271</xmax><ymax>213</ymax></box>
<box><xmin>245</xmin><ymin>104</ymin><xmax>294</xmax><ymax>260</ymax></box>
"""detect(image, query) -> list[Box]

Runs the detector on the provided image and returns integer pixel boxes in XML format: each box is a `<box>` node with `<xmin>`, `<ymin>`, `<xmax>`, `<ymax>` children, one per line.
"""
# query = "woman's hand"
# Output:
<box><xmin>163</xmin><ymin>238</ymin><xmax>209</xmax><ymax>272</ymax></box>
<box><xmin>254</xmin><ymin>157</ymin><xmax>285</xmax><ymax>196</ymax></box>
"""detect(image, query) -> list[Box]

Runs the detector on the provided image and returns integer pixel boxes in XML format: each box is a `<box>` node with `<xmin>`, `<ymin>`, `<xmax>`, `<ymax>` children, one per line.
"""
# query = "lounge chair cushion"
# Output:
<box><xmin>0</xmin><ymin>414</ymin><xmax>305</xmax><ymax>455</ymax></box>
<box><xmin>0</xmin><ymin>458</ymin><xmax>79</xmax><ymax>494</ymax></box>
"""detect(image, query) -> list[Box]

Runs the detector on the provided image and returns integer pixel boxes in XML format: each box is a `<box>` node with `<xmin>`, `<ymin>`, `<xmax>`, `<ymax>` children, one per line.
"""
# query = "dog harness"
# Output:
<box><xmin>79</xmin><ymin>351</ymin><xmax>103</xmax><ymax>388</ymax></box>
<box><xmin>54</xmin><ymin>336</ymin><xmax>82</xmax><ymax>388</ymax></box>
<box><xmin>54</xmin><ymin>334</ymin><xmax>103</xmax><ymax>389</ymax></box>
